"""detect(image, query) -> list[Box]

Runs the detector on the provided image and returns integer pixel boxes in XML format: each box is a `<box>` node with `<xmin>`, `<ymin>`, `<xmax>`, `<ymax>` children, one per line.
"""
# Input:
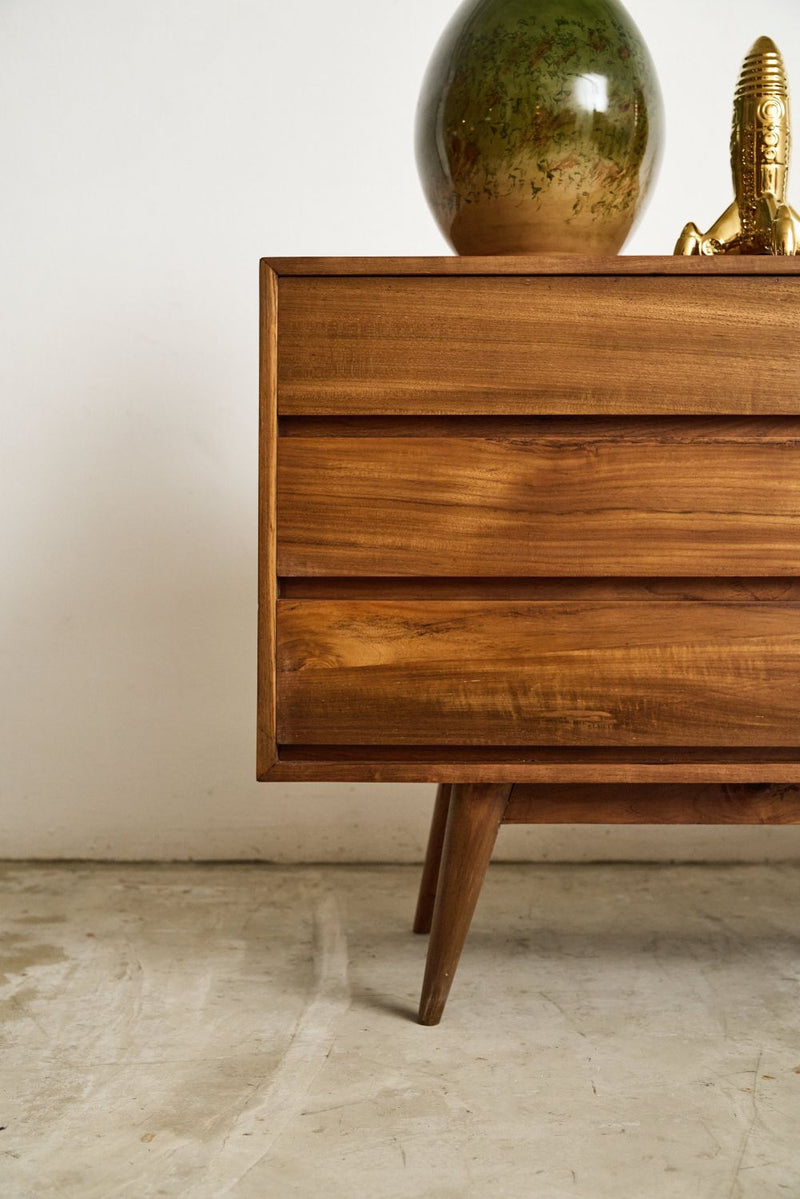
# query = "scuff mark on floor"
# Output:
<box><xmin>726</xmin><ymin>1048</ymin><xmax>764</xmax><ymax>1199</ymax></box>
<box><xmin>206</xmin><ymin>884</ymin><xmax>351</xmax><ymax>1193</ymax></box>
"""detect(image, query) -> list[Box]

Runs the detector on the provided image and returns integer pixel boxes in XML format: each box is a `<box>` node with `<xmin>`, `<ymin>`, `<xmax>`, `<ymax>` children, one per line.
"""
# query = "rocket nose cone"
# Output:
<box><xmin>750</xmin><ymin>35</ymin><xmax>781</xmax><ymax>57</ymax></box>
<box><xmin>736</xmin><ymin>34</ymin><xmax>789</xmax><ymax>101</ymax></box>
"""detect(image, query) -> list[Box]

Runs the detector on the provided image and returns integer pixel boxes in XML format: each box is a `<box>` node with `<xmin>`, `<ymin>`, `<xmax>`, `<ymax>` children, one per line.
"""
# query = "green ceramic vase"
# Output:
<box><xmin>416</xmin><ymin>0</ymin><xmax>663</xmax><ymax>254</ymax></box>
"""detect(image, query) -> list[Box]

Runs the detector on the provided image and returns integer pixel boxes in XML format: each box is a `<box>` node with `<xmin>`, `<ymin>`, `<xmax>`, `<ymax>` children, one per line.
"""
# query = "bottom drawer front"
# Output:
<box><xmin>276</xmin><ymin>600</ymin><xmax>800</xmax><ymax>746</ymax></box>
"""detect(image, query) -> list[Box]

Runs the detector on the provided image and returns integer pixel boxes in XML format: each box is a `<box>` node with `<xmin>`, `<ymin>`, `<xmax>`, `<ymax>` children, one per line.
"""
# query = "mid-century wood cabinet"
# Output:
<box><xmin>259</xmin><ymin>255</ymin><xmax>800</xmax><ymax>1024</ymax></box>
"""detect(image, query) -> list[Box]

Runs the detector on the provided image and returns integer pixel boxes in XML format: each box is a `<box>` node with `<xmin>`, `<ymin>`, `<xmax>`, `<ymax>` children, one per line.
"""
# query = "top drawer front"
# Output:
<box><xmin>277</xmin><ymin>275</ymin><xmax>800</xmax><ymax>416</ymax></box>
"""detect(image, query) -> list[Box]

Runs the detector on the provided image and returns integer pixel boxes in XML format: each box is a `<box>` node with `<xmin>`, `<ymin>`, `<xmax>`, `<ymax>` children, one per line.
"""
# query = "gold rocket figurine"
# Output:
<box><xmin>675</xmin><ymin>36</ymin><xmax>800</xmax><ymax>255</ymax></box>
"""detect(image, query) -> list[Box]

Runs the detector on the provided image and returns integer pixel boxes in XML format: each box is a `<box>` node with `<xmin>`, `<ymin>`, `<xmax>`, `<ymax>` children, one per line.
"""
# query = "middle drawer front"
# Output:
<box><xmin>276</xmin><ymin>599</ymin><xmax>800</xmax><ymax>746</ymax></box>
<box><xmin>277</xmin><ymin>420</ymin><xmax>800</xmax><ymax>577</ymax></box>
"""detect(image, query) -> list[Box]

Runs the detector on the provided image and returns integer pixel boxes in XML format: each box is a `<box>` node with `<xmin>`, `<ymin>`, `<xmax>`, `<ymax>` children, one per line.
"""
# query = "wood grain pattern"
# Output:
<box><xmin>276</xmin><ymin>600</ymin><xmax>800</xmax><ymax>747</ymax></box>
<box><xmin>262</xmin><ymin>257</ymin><xmax>800</xmax><ymax>1024</ymax></box>
<box><xmin>259</xmin><ymin>260</ymin><xmax>800</xmax><ymax>786</ymax></box>
<box><xmin>262</xmin><ymin>754</ymin><xmax>800</xmax><ymax>784</ymax></box>
<box><xmin>277</xmin><ymin>426</ymin><xmax>800</xmax><ymax>576</ymax></box>
<box><xmin>504</xmin><ymin>783</ymin><xmax>800</xmax><ymax>823</ymax></box>
<box><xmin>418</xmin><ymin>783</ymin><xmax>512</xmax><ymax>1026</ymax></box>
<box><xmin>413</xmin><ymin>784</ymin><xmax>452</xmax><ymax>935</ymax></box>
<box><xmin>265</xmin><ymin>255</ymin><xmax>800</xmax><ymax>277</ymax></box>
<box><xmin>257</xmin><ymin>262</ymin><xmax>279</xmax><ymax>776</ymax></box>
<box><xmin>276</xmin><ymin>276</ymin><xmax>800</xmax><ymax>415</ymax></box>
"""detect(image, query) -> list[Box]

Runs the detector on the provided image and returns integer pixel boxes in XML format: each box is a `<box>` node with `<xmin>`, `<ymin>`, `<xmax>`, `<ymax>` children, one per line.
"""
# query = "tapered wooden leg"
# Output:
<box><xmin>413</xmin><ymin>784</ymin><xmax>453</xmax><ymax>934</ymax></box>
<box><xmin>418</xmin><ymin>783</ymin><xmax>512</xmax><ymax>1026</ymax></box>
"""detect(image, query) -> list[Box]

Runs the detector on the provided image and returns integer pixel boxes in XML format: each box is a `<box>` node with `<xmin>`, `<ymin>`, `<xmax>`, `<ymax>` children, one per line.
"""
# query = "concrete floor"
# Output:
<box><xmin>2</xmin><ymin>864</ymin><xmax>800</xmax><ymax>1198</ymax></box>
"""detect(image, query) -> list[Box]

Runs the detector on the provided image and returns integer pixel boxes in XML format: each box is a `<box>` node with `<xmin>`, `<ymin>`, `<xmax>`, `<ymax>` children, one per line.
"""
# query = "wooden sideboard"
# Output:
<box><xmin>259</xmin><ymin>255</ymin><xmax>800</xmax><ymax>1024</ymax></box>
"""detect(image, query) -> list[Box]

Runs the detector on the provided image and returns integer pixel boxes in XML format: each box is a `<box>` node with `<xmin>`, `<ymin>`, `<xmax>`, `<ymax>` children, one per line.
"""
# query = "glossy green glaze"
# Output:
<box><xmin>416</xmin><ymin>0</ymin><xmax>663</xmax><ymax>253</ymax></box>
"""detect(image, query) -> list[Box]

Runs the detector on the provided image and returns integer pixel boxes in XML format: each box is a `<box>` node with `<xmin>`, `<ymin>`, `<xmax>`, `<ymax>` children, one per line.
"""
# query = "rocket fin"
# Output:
<box><xmin>702</xmin><ymin>201</ymin><xmax>742</xmax><ymax>252</ymax></box>
<box><xmin>773</xmin><ymin>204</ymin><xmax>797</xmax><ymax>255</ymax></box>
<box><xmin>674</xmin><ymin>222</ymin><xmax>702</xmax><ymax>255</ymax></box>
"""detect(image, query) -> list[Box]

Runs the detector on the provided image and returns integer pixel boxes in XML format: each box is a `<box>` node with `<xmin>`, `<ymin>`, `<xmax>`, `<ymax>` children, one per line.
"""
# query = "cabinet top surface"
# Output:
<box><xmin>262</xmin><ymin>255</ymin><xmax>800</xmax><ymax>277</ymax></box>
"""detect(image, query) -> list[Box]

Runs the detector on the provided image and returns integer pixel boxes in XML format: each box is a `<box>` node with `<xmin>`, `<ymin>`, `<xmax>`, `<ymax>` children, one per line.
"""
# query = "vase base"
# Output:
<box><xmin>448</xmin><ymin>194</ymin><xmax>633</xmax><ymax>256</ymax></box>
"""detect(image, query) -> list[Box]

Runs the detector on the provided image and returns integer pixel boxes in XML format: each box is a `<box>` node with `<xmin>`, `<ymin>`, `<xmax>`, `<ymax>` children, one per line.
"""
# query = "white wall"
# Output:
<box><xmin>3</xmin><ymin>0</ymin><xmax>800</xmax><ymax>861</ymax></box>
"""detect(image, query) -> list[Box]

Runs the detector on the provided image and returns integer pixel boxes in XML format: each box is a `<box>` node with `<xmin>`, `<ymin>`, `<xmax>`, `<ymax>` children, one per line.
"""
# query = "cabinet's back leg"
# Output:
<box><xmin>413</xmin><ymin>784</ymin><xmax>453</xmax><ymax>934</ymax></box>
<box><xmin>418</xmin><ymin>783</ymin><xmax>512</xmax><ymax>1026</ymax></box>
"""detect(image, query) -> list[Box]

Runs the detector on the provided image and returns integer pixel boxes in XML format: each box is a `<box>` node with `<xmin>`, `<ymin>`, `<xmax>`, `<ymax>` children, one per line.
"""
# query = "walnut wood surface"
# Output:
<box><xmin>258</xmin><ymin>259</ymin><xmax>800</xmax><ymax>783</ymax></box>
<box><xmin>260</xmin><ymin>258</ymin><xmax>800</xmax><ymax>1025</ymax></box>
<box><xmin>265</xmin><ymin>745</ymin><xmax>800</xmax><ymax>783</ymax></box>
<box><xmin>504</xmin><ymin>783</ymin><xmax>800</xmax><ymax>824</ymax></box>
<box><xmin>257</xmin><ymin>263</ymin><xmax>278</xmax><ymax>777</ymax></box>
<box><xmin>276</xmin><ymin>600</ymin><xmax>800</xmax><ymax>747</ymax></box>
<box><xmin>265</xmin><ymin>256</ymin><xmax>800</xmax><ymax>276</ymax></box>
<box><xmin>413</xmin><ymin>784</ymin><xmax>452</xmax><ymax>935</ymax></box>
<box><xmin>277</xmin><ymin>276</ymin><xmax>800</xmax><ymax>415</ymax></box>
<box><xmin>263</xmin><ymin>755</ymin><xmax>800</xmax><ymax>784</ymax></box>
<box><xmin>418</xmin><ymin>783</ymin><xmax>512</xmax><ymax>1026</ymax></box>
<box><xmin>277</xmin><ymin>424</ymin><xmax>800</xmax><ymax>576</ymax></box>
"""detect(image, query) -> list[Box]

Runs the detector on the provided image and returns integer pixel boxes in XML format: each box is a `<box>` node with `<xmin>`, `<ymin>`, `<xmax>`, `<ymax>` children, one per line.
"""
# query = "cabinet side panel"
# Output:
<box><xmin>258</xmin><ymin>264</ymin><xmax>278</xmax><ymax>776</ymax></box>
